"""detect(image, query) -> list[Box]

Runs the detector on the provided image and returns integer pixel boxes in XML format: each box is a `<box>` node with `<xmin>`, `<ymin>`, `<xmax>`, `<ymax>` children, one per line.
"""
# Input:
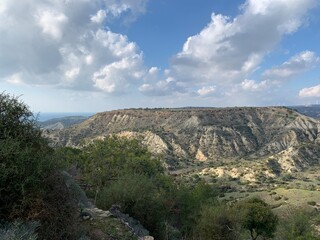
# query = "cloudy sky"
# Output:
<box><xmin>0</xmin><ymin>0</ymin><xmax>320</xmax><ymax>113</ymax></box>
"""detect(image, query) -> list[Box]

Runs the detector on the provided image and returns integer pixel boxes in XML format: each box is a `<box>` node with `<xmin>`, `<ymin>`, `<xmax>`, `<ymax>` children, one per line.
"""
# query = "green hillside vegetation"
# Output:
<box><xmin>1</xmin><ymin>92</ymin><xmax>320</xmax><ymax>239</ymax></box>
<box><xmin>0</xmin><ymin>92</ymin><xmax>77</xmax><ymax>239</ymax></box>
<box><xmin>40</xmin><ymin>116</ymin><xmax>89</xmax><ymax>130</ymax></box>
<box><xmin>57</xmin><ymin>136</ymin><xmax>320</xmax><ymax>239</ymax></box>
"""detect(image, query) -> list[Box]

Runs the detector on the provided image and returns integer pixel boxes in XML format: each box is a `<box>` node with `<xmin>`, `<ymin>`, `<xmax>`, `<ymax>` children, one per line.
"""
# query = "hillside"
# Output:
<box><xmin>290</xmin><ymin>104</ymin><xmax>320</xmax><ymax>119</ymax></box>
<box><xmin>46</xmin><ymin>107</ymin><xmax>320</xmax><ymax>173</ymax></box>
<box><xmin>40</xmin><ymin>116</ymin><xmax>89</xmax><ymax>130</ymax></box>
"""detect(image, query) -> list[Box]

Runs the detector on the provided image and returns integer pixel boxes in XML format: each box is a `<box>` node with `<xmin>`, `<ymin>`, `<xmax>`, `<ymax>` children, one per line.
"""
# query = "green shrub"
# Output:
<box><xmin>195</xmin><ymin>205</ymin><xmax>239</xmax><ymax>240</ymax></box>
<box><xmin>276</xmin><ymin>208</ymin><xmax>317</xmax><ymax>239</ymax></box>
<box><xmin>274</xmin><ymin>196</ymin><xmax>282</xmax><ymax>201</ymax></box>
<box><xmin>237</xmin><ymin>197</ymin><xmax>278</xmax><ymax>240</ymax></box>
<box><xmin>0</xmin><ymin>93</ymin><xmax>77</xmax><ymax>239</ymax></box>
<box><xmin>0</xmin><ymin>221</ymin><xmax>39</xmax><ymax>240</ymax></box>
<box><xmin>97</xmin><ymin>174</ymin><xmax>167</xmax><ymax>239</ymax></box>
<box><xmin>36</xmin><ymin>172</ymin><xmax>77</xmax><ymax>240</ymax></box>
<box><xmin>307</xmin><ymin>201</ymin><xmax>316</xmax><ymax>206</ymax></box>
<box><xmin>0</xmin><ymin>92</ymin><xmax>55</xmax><ymax>219</ymax></box>
<box><xmin>79</xmin><ymin>136</ymin><xmax>164</xmax><ymax>189</ymax></box>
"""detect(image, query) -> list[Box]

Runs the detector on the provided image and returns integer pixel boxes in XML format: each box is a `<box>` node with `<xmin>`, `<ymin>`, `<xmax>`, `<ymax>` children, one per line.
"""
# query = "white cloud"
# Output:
<box><xmin>241</xmin><ymin>79</ymin><xmax>268</xmax><ymax>91</ymax></box>
<box><xmin>0</xmin><ymin>0</ymin><xmax>148</xmax><ymax>94</ymax></box>
<box><xmin>139</xmin><ymin>77</ymin><xmax>185</xmax><ymax>96</ymax></box>
<box><xmin>93</xmin><ymin>55</ymin><xmax>144</xmax><ymax>93</ymax></box>
<box><xmin>148</xmin><ymin>67</ymin><xmax>159</xmax><ymax>75</ymax></box>
<box><xmin>5</xmin><ymin>72</ymin><xmax>23</xmax><ymax>85</ymax></box>
<box><xmin>35</xmin><ymin>9</ymin><xmax>68</xmax><ymax>41</ymax></box>
<box><xmin>103</xmin><ymin>0</ymin><xmax>148</xmax><ymax>23</ymax></box>
<box><xmin>91</xmin><ymin>10</ymin><xmax>106</xmax><ymax>24</ymax></box>
<box><xmin>139</xmin><ymin>0</ymin><xmax>317</xmax><ymax>98</ymax></box>
<box><xmin>65</xmin><ymin>68</ymin><xmax>80</xmax><ymax>81</ymax></box>
<box><xmin>263</xmin><ymin>51</ymin><xmax>320</xmax><ymax>79</ymax></box>
<box><xmin>170</xmin><ymin>0</ymin><xmax>317</xmax><ymax>87</ymax></box>
<box><xmin>299</xmin><ymin>85</ymin><xmax>320</xmax><ymax>98</ymax></box>
<box><xmin>197</xmin><ymin>86</ymin><xmax>216</xmax><ymax>96</ymax></box>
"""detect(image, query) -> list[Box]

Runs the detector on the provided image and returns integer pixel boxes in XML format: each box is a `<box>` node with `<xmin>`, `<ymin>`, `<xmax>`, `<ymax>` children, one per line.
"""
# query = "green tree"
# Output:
<box><xmin>239</xmin><ymin>197</ymin><xmax>278</xmax><ymax>240</ymax></box>
<box><xmin>276</xmin><ymin>207</ymin><xmax>317</xmax><ymax>240</ymax></box>
<box><xmin>96</xmin><ymin>174</ymin><xmax>168</xmax><ymax>239</ymax></box>
<box><xmin>0</xmin><ymin>92</ymin><xmax>54</xmax><ymax>219</ymax></box>
<box><xmin>80</xmin><ymin>136</ymin><xmax>163</xmax><ymax>189</ymax></box>
<box><xmin>0</xmin><ymin>92</ymin><xmax>77</xmax><ymax>239</ymax></box>
<box><xmin>195</xmin><ymin>204</ymin><xmax>239</xmax><ymax>240</ymax></box>
<box><xmin>174</xmin><ymin>180</ymin><xmax>218</xmax><ymax>237</ymax></box>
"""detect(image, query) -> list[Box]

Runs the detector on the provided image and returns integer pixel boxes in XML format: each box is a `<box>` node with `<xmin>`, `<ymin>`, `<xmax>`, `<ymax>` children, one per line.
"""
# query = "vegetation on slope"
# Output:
<box><xmin>1</xmin><ymin>92</ymin><xmax>320</xmax><ymax>239</ymax></box>
<box><xmin>0</xmin><ymin>92</ymin><xmax>77</xmax><ymax>239</ymax></box>
<box><xmin>59</xmin><ymin>136</ymin><xmax>320</xmax><ymax>239</ymax></box>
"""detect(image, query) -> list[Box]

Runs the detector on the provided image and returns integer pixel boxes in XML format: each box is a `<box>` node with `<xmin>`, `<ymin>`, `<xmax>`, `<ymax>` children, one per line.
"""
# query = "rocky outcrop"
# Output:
<box><xmin>46</xmin><ymin>107</ymin><xmax>320</xmax><ymax>171</ymax></box>
<box><xmin>109</xmin><ymin>205</ymin><xmax>153</xmax><ymax>240</ymax></box>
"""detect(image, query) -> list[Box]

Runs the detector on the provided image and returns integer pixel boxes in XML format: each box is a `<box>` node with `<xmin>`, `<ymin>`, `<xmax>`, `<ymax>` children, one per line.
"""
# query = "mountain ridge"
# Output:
<box><xmin>46</xmin><ymin>107</ymin><xmax>320</xmax><ymax>172</ymax></box>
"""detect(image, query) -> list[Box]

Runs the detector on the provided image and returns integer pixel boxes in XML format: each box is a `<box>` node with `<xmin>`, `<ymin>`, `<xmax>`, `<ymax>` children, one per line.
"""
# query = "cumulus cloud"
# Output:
<box><xmin>139</xmin><ymin>0</ymin><xmax>317</xmax><ymax>98</ymax></box>
<box><xmin>263</xmin><ymin>51</ymin><xmax>320</xmax><ymax>80</ymax></box>
<box><xmin>299</xmin><ymin>85</ymin><xmax>320</xmax><ymax>98</ymax></box>
<box><xmin>0</xmin><ymin>0</ymin><xmax>148</xmax><ymax>94</ymax></box>
<box><xmin>91</xmin><ymin>10</ymin><xmax>107</xmax><ymax>24</ymax></box>
<box><xmin>36</xmin><ymin>9</ymin><xmax>68</xmax><ymax>41</ymax></box>
<box><xmin>197</xmin><ymin>86</ymin><xmax>216</xmax><ymax>96</ymax></box>
<box><xmin>139</xmin><ymin>77</ymin><xmax>185</xmax><ymax>96</ymax></box>
<box><xmin>103</xmin><ymin>0</ymin><xmax>148</xmax><ymax>23</ymax></box>
<box><xmin>170</xmin><ymin>0</ymin><xmax>317</xmax><ymax>87</ymax></box>
<box><xmin>241</xmin><ymin>79</ymin><xmax>268</xmax><ymax>91</ymax></box>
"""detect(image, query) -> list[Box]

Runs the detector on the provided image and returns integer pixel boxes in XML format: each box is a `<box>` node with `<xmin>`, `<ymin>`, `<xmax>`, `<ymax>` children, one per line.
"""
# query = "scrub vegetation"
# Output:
<box><xmin>1</xmin><ymin>92</ymin><xmax>319</xmax><ymax>239</ymax></box>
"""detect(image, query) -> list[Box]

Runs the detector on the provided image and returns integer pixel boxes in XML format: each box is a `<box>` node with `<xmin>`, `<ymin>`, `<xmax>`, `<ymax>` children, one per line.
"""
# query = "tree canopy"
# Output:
<box><xmin>0</xmin><ymin>92</ymin><xmax>77</xmax><ymax>239</ymax></box>
<box><xmin>239</xmin><ymin>197</ymin><xmax>278</xmax><ymax>240</ymax></box>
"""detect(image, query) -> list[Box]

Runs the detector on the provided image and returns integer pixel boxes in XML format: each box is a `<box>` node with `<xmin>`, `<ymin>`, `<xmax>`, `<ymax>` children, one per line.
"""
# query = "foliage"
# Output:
<box><xmin>97</xmin><ymin>174</ymin><xmax>167</xmax><ymax>238</ymax></box>
<box><xmin>79</xmin><ymin>136</ymin><xmax>164</xmax><ymax>188</ymax></box>
<box><xmin>0</xmin><ymin>92</ymin><xmax>54</xmax><ymax>219</ymax></box>
<box><xmin>195</xmin><ymin>204</ymin><xmax>239</xmax><ymax>240</ymax></box>
<box><xmin>0</xmin><ymin>220</ymin><xmax>40</xmax><ymax>240</ymax></box>
<box><xmin>36</xmin><ymin>172</ymin><xmax>77</xmax><ymax>240</ymax></box>
<box><xmin>238</xmin><ymin>197</ymin><xmax>278</xmax><ymax>240</ymax></box>
<box><xmin>66</xmin><ymin>137</ymin><xmax>218</xmax><ymax>239</ymax></box>
<box><xmin>275</xmin><ymin>207</ymin><xmax>318</xmax><ymax>240</ymax></box>
<box><xmin>54</xmin><ymin>147</ymin><xmax>82</xmax><ymax>170</ymax></box>
<box><xmin>0</xmin><ymin>92</ymin><xmax>77</xmax><ymax>239</ymax></box>
<box><xmin>172</xmin><ymin>180</ymin><xmax>218</xmax><ymax>236</ymax></box>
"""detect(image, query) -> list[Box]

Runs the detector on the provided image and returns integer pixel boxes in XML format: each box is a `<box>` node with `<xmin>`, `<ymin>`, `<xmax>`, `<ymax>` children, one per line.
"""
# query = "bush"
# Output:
<box><xmin>97</xmin><ymin>174</ymin><xmax>167</xmax><ymax>239</ymax></box>
<box><xmin>0</xmin><ymin>93</ymin><xmax>77</xmax><ymax>239</ymax></box>
<box><xmin>0</xmin><ymin>221</ymin><xmax>40</xmax><ymax>240</ymax></box>
<box><xmin>307</xmin><ymin>201</ymin><xmax>316</xmax><ymax>206</ymax></box>
<box><xmin>276</xmin><ymin>207</ymin><xmax>317</xmax><ymax>239</ymax></box>
<box><xmin>238</xmin><ymin>197</ymin><xmax>278</xmax><ymax>240</ymax></box>
<box><xmin>0</xmin><ymin>92</ymin><xmax>55</xmax><ymax>219</ymax></box>
<box><xmin>80</xmin><ymin>136</ymin><xmax>164</xmax><ymax>189</ymax></box>
<box><xmin>36</xmin><ymin>172</ymin><xmax>77</xmax><ymax>240</ymax></box>
<box><xmin>195</xmin><ymin>205</ymin><xmax>239</xmax><ymax>240</ymax></box>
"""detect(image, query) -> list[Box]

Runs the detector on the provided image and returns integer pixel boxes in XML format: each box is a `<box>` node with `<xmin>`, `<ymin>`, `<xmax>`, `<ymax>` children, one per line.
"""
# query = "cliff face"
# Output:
<box><xmin>47</xmin><ymin>107</ymin><xmax>320</xmax><ymax>170</ymax></box>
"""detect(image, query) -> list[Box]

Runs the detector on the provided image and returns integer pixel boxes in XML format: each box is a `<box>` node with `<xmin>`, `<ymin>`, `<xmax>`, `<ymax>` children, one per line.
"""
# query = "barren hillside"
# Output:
<box><xmin>47</xmin><ymin>107</ymin><xmax>320</xmax><ymax>171</ymax></box>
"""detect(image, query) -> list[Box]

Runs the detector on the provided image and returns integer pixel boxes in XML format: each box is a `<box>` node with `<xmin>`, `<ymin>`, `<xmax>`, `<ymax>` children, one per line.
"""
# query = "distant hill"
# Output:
<box><xmin>40</xmin><ymin>116</ymin><xmax>89</xmax><ymax>130</ymax></box>
<box><xmin>46</xmin><ymin>107</ymin><xmax>320</xmax><ymax>173</ymax></box>
<box><xmin>289</xmin><ymin>105</ymin><xmax>320</xmax><ymax>119</ymax></box>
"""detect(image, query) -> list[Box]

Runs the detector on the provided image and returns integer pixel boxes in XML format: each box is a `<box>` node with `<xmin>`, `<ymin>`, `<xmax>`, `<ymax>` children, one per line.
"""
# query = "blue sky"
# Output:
<box><xmin>0</xmin><ymin>0</ymin><xmax>320</xmax><ymax>113</ymax></box>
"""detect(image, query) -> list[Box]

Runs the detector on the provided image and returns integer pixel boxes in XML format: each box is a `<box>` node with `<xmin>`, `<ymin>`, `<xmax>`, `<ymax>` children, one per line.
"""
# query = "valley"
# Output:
<box><xmin>45</xmin><ymin>107</ymin><xmax>320</xmax><ymax>215</ymax></box>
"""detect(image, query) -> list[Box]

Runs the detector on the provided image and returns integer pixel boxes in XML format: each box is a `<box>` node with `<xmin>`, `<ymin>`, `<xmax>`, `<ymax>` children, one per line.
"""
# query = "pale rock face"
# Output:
<box><xmin>142</xmin><ymin>131</ymin><xmax>168</xmax><ymax>155</ymax></box>
<box><xmin>117</xmin><ymin>130</ymin><xmax>168</xmax><ymax>155</ymax></box>
<box><xmin>171</xmin><ymin>139</ymin><xmax>188</xmax><ymax>159</ymax></box>
<box><xmin>196</xmin><ymin>149</ymin><xmax>207</xmax><ymax>161</ymax></box>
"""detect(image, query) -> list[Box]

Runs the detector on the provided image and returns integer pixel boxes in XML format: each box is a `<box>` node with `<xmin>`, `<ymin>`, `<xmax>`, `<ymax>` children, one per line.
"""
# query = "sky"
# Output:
<box><xmin>0</xmin><ymin>0</ymin><xmax>320</xmax><ymax>113</ymax></box>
